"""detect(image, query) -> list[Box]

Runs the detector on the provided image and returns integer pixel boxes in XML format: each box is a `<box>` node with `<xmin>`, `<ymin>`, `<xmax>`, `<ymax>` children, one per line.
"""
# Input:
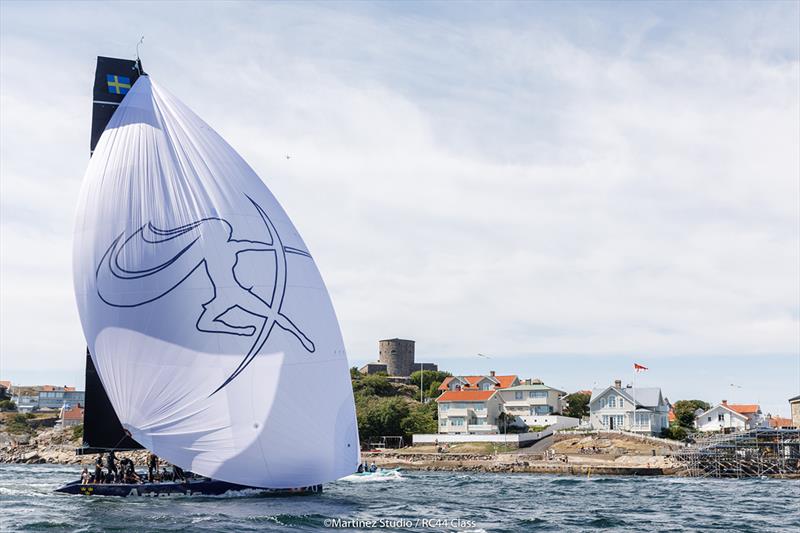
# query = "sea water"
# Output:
<box><xmin>1</xmin><ymin>463</ymin><xmax>798</xmax><ymax>532</ymax></box>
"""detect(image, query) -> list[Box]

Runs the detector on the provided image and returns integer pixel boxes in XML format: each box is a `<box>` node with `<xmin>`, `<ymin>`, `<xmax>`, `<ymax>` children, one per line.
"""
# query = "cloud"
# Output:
<box><xmin>1</xmin><ymin>1</ymin><xmax>798</xmax><ymax>394</ymax></box>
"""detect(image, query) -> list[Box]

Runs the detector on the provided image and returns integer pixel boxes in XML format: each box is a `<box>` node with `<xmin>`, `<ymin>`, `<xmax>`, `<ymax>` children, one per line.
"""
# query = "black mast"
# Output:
<box><xmin>79</xmin><ymin>56</ymin><xmax>144</xmax><ymax>453</ymax></box>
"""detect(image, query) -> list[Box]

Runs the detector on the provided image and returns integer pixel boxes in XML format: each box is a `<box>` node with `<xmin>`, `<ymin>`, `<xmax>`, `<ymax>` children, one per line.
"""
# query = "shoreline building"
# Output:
<box><xmin>436</xmin><ymin>389</ymin><xmax>503</xmax><ymax>434</ymax></box>
<box><xmin>589</xmin><ymin>379</ymin><xmax>669</xmax><ymax>435</ymax></box>
<box><xmin>9</xmin><ymin>385</ymin><xmax>85</xmax><ymax>413</ymax></box>
<box><xmin>496</xmin><ymin>379</ymin><xmax>566</xmax><ymax>425</ymax></box>
<box><xmin>790</xmin><ymin>395</ymin><xmax>800</xmax><ymax>428</ymax></box>
<box><xmin>439</xmin><ymin>371</ymin><xmax>519</xmax><ymax>392</ymax></box>
<box><xmin>359</xmin><ymin>339</ymin><xmax>438</xmax><ymax>378</ymax></box>
<box><xmin>694</xmin><ymin>401</ymin><xmax>768</xmax><ymax>433</ymax></box>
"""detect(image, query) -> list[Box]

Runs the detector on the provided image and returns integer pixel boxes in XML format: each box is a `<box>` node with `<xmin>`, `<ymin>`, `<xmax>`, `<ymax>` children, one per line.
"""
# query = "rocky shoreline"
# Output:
<box><xmin>1</xmin><ymin>425</ymin><xmax>682</xmax><ymax>476</ymax></box>
<box><xmin>366</xmin><ymin>451</ymin><xmax>680</xmax><ymax>476</ymax></box>
<box><xmin>0</xmin><ymin>426</ymin><xmax>148</xmax><ymax>466</ymax></box>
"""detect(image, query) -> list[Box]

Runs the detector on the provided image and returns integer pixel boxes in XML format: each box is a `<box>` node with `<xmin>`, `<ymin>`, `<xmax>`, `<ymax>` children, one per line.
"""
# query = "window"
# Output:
<box><xmin>601</xmin><ymin>398</ymin><xmax>607</xmax><ymax>408</ymax></box>
<box><xmin>619</xmin><ymin>398</ymin><xmax>624</xmax><ymax>409</ymax></box>
<box><xmin>515</xmin><ymin>392</ymin><xmax>523</xmax><ymax>400</ymax></box>
<box><xmin>440</xmin><ymin>419</ymin><xmax>446</xmax><ymax>426</ymax></box>
<box><xmin>534</xmin><ymin>405</ymin><xmax>551</xmax><ymax>415</ymax></box>
<box><xmin>441</xmin><ymin>404</ymin><xmax>449</xmax><ymax>411</ymax></box>
<box><xmin>718</xmin><ymin>414</ymin><xmax>725</xmax><ymax>422</ymax></box>
<box><xmin>452</xmin><ymin>418</ymin><xmax>464</xmax><ymax>426</ymax></box>
<box><xmin>609</xmin><ymin>396</ymin><xmax>616</xmax><ymax>408</ymax></box>
<box><xmin>602</xmin><ymin>415</ymin><xmax>609</xmax><ymax>428</ymax></box>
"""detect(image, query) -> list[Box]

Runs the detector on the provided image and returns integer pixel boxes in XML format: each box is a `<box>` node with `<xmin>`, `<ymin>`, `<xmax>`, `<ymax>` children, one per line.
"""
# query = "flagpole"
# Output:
<box><xmin>632</xmin><ymin>363</ymin><xmax>636</xmax><ymax>432</ymax></box>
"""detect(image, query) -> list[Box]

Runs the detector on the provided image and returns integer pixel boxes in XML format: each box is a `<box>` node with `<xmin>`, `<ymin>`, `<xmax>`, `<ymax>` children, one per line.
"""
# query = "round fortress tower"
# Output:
<box><xmin>378</xmin><ymin>338</ymin><xmax>415</xmax><ymax>377</ymax></box>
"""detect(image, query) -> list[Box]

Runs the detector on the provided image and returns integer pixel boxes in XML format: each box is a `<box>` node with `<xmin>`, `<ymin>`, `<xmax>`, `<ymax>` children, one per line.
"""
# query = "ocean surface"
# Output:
<box><xmin>1</xmin><ymin>464</ymin><xmax>798</xmax><ymax>532</ymax></box>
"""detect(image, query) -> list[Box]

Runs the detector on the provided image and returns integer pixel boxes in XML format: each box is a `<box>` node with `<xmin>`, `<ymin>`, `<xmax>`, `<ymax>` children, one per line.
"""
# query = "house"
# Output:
<box><xmin>12</xmin><ymin>394</ymin><xmax>38</xmax><ymax>413</ymax></box>
<box><xmin>436</xmin><ymin>389</ymin><xmax>503</xmax><ymax>434</ymax></box>
<box><xmin>438</xmin><ymin>371</ymin><xmax>519</xmax><ymax>392</ymax></box>
<box><xmin>496</xmin><ymin>380</ymin><xmax>564</xmax><ymax>421</ymax></box>
<box><xmin>37</xmin><ymin>385</ymin><xmax>85</xmax><ymax>410</ymax></box>
<box><xmin>60</xmin><ymin>403</ymin><xmax>84</xmax><ymax>427</ymax></box>
<box><xmin>790</xmin><ymin>395</ymin><xmax>800</xmax><ymax>428</ymax></box>
<box><xmin>589</xmin><ymin>379</ymin><xmax>669</xmax><ymax>435</ymax></box>
<box><xmin>766</xmin><ymin>415</ymin><xmax>793</xmax><ymax>429</ymax></box>
<box><xmin>694</xmin><ymin>401</ymin><xmax>768</xmax><ymax>433</ymax></box>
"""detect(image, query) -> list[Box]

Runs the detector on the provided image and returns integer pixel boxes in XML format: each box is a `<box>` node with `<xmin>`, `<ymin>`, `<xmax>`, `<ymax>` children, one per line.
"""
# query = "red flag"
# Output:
<box><xmin>634</xmin><ymin>363</ymin><xmax>648</xmax><ymax>372</ymax></box>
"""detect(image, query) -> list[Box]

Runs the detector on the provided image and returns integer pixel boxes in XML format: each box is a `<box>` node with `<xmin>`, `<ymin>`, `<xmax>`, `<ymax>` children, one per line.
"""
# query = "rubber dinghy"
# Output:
<box><xmin>58</xmin><ymin>55</ymin><xmax>359</xmax><ymax>496</ymax></box>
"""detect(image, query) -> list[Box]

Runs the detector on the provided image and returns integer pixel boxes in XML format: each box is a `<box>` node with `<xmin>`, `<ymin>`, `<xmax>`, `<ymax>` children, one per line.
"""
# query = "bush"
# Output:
<box><xmin>6</xmin><ymin>413</ymin><xmax>32</xmax><ymax>434</ymax></box>
<box><xmin>0</xmin><ymin>399</ymin><xmax>16</xmax><ymax>411</ymax></box>
<box><xmin>72</xmin><ymin>424</ymin><xmax>84</xmax><ymax>440</ymax></box>
<box><xmin>352</xmin><ymin>374</ymin><xmax>396</xmax><ymax>398</ymax></box>
<box><xmin>661</xmin><ymin>425</ymin><xmax>688</xmax><ymax>441</ymax></box>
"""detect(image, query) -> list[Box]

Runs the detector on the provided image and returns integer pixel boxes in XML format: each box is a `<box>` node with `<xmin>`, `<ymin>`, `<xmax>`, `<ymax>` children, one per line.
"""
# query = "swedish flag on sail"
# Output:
<box><xmin>106</xmin><ymin>74</ymin><xmax>131</xmax><ymax>95</ymax></box>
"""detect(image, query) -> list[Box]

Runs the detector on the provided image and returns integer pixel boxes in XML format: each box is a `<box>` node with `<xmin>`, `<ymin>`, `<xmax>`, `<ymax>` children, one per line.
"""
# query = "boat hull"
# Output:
<box><xmin>54</xmin><ymin>479</ymin><xmax>322</xmax><ymax>497</ymax></box>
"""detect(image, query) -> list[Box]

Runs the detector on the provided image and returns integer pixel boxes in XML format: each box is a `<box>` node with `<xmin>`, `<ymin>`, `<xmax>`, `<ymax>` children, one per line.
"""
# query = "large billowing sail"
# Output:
<box><xmin>73</xmin><ymin>75</ymin><xmax>359</xmax><ymax>488</ymax></box>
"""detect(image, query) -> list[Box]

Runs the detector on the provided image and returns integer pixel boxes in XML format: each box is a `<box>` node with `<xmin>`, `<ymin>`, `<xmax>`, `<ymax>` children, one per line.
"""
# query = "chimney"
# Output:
<box><xmin>722</xmin><ymin>400</ymin><xmax>727</xmax><ymax>405</ymax></box>
<box><xmin>490</xmin><ymin>370</ymin><xmax>496</xmax><ymax>377</ymax></box>
<box><xmin>614</xmin><ymin>379</ymin><xmax>622</xmax><ymax>388</ymax></box>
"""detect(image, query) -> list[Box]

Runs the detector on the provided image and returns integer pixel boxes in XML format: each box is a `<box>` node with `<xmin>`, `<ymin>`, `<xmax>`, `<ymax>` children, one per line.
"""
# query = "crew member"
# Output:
<box><xmin>106</xmin><ymin>450</ymin><xmax>118</xmax><ymax>481</ymax></box>
<box><xmin>147</xmin><ymin>452</ymin><xmax>159</xmax><ymax>482</ymax></box>
<box><xmin>94</xmin><ymin>453</ymin><xmax>104</xmax><ymax>483</ymax></box>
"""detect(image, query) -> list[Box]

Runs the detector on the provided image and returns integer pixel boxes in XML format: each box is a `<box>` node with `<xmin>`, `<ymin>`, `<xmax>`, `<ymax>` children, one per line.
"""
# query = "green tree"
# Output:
<box><xmin>350</xmin><ymin>367</ymin><xmax>362</xmax><ymax>380</ymax></box>
<box><xmin>356</xmin><ymin>396</ymin><xmax>410</xmax><ymax>440</ymax></box>
<box><xmin>0</xmin><ymin>399</ymin><xmax>16</xmax><ymax>411</ymax></box>
<box><xmin>400</xmin><ymin>401</ymin><xmax>438</xmax><ymax>437</ymax></box>
<box><xmin>352</xmin><ymin>374</ymin><xmax>396</xmax><ymax>399</ymax></box>
<box><xmin>72</xmin><ymin>424</ymin><xmax>84</xmax><ymax>441</ymax></box>
<box><xmin>672</xmin><ymin>400</ymin><xmax>710</xmax><ymax>428</ymax></box>
<box><xmin>564</xmin><ymin>392</ymin><xmax>591</xmax><ymax>419</ymax></box>
<box><xmin>409</xmin><ymin>370</ymin><xmax>451</xmax><ymax>400</ymax></box>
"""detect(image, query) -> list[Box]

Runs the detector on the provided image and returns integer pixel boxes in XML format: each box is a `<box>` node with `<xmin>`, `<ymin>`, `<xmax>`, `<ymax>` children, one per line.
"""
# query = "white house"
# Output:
<box><xmin>496</xmin><ymin>381</ymin><xmax>565</xmax><ymax>423</ymax></box>
<box><xmin>589</xmin><ymin>379</ymin><xmax>669</xmax><ymax>435</ymax></box>
<box><xmin>436</xmin><ymin>389</ymin><xmax>504</xmax><ymax>434</ymax></box>
<box><xmin>695</xmin><ymin>401</ymin><xmax>767</xmax><ymax>433</ymax></box>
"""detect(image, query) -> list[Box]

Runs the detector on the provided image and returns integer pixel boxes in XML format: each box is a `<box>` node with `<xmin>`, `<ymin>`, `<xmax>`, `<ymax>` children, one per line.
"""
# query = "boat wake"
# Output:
<box><xmin>339</xmin><ymin>469</ymin><xmax>404</xmax><ymax>483</ymax></box>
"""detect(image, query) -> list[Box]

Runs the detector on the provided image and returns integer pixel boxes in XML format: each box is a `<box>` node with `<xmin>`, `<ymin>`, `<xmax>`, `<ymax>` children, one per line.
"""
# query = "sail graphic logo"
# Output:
<box><xmin>95</xmin><ymin>195</ymin><xmax>315</xmax><ymax>393</ymax></box>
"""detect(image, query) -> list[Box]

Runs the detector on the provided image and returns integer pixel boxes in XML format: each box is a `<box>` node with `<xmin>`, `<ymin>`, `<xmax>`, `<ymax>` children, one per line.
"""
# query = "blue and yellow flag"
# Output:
<box><xmin>106</xmin><ymin>74</ymin><xmax>131</xmax><ymax>95</ymax></box>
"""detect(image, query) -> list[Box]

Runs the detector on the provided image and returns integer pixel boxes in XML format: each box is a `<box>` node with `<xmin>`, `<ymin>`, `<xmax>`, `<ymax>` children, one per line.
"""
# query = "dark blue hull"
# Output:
<box><xmin>54</xmin><ymin>479</ymin><xmax>322</xmax><ymax>497</ymax></box>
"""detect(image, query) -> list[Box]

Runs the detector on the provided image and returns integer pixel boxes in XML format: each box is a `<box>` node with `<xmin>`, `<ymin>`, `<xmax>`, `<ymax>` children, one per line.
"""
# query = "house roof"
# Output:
<box><xmin>62</xmin><ymin>404</ymin><xmax>84</xmax><ymax>420</ymax></box>
<box><xmin>789</xmin><ymin>394</ymin><xmax>800</xmax><ymax>403</ymax></box>
<box><xmin>437</xmin><ymin>389</ymin><xmax>497</xmax><ymax>402</ymax></box>
<box><xmin>502</xmin><ymin>383</ymin><xmax>566</xmax><ymax>394</ymax></box>
<box><xmin>696</xmin><ymin>404</ymin><xmax>747</xmax><ymax>421</ymax></box>
<box><xmin>438</xmin><ymin>375</ymin><xmax>517</xmax><ymax>391</ymax></box>
<box><xmin>0</xmin><ymin>380</ymin><xmax>11</xmax><ymax>389</ymax></box>
<box><xmin>768</xmin><ymin>416</ymin><xmax>793</xmax><ymax>428</ymax></box>
<box><xmin>726</xmin><ymin>403</ymin><xmax>760</xmax><ymax>415</ymax></box>
<box><xmin>590</xmin><ymin>386</ymin><xmax>663</xmax><ymax>408</ymax></box>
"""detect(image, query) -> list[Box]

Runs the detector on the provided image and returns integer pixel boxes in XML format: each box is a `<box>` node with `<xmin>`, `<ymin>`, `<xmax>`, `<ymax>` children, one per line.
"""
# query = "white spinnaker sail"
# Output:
<box><xmin>73</xmin><ymin>76</ymin><xmax>359</xmax><ymax>488</ymax></box>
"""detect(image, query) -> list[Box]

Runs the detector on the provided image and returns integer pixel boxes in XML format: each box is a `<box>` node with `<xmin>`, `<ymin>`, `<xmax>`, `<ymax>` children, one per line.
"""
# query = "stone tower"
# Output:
<box><xmin>378</xmin><ymin>338</ymin><xmax>415</xmax><ymax>377</ymax></box>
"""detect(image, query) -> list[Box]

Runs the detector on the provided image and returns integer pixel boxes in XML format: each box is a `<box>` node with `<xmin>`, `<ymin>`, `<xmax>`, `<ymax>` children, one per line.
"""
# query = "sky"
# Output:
<box><xmin>1</xmin><ymin>1</ymin><xmax>798</xmax><ymax>416</ymax></box>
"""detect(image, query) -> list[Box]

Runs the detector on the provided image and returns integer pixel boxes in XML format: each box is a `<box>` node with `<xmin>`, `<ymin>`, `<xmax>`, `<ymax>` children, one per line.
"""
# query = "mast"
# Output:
<box><xmin>78</xmin><ymin>56</ymin><xmax>144</xmax><ymax>454</ymax></box>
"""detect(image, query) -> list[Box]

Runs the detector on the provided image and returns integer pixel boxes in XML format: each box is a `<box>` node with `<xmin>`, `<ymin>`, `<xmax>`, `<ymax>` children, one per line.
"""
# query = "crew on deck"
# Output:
<box><xmin>86</xmin><ymin>453</ymin><xmax>195</xmax><ymax>484</ymax></box>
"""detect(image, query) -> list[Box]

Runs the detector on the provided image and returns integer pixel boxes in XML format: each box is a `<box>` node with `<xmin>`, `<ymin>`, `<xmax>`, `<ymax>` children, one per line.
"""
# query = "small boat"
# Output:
<box><xmin>55</xmin><ymin>479</ymin><xmax>322</xmax><ymax>497</ymax></box>
<box><xmin>340</xmin><ymin>468</ymin><xmax>403</xmax><ymax>482</ymax></box>
<box><xmin>57</xmin><ymin>54</ymin><xmax>359</xmax><ymax>496</ymax></box>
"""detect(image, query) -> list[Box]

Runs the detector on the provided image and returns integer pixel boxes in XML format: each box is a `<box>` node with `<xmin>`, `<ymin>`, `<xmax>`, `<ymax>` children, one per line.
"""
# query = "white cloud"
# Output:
<box><xmin>1</xmin><ymin>2</ymin><xmax>798</xmax><ymax>396</ymax></box>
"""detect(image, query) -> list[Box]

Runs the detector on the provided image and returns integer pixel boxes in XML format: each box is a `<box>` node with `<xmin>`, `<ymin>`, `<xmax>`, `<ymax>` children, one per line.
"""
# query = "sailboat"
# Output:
<box><xmin>56</xmin><ymin>56</ymin><xmax>359</xmax><ymax>496</ymax></box>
